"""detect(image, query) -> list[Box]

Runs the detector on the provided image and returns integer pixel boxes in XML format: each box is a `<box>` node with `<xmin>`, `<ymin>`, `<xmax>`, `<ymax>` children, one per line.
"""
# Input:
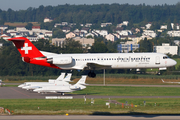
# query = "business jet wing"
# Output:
<box><xmin>161</xmin><ymin>79</ymin><xmax>180</xmax><ymax>84</ymax></box>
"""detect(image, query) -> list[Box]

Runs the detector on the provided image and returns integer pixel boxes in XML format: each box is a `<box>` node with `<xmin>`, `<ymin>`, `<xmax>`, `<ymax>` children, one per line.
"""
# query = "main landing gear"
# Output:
<box><xmin>88</xmin><ymin>71</ymin><xmax>96</xmax><ymax>78</ymax></box>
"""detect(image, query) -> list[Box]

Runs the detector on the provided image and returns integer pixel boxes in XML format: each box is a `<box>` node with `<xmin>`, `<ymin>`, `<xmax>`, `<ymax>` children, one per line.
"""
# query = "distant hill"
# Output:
<box><xmin>4</xmin><ymin>22</ymin><xmax>40</xmax><ymax>27</ymax></box>
<box><xmin>0</xmin><ymin>4</ymin><xmax>180</xmax><ymax>24</ymax></box>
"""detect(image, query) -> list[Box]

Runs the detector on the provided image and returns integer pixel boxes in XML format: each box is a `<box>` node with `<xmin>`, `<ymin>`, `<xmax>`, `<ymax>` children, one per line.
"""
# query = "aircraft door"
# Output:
<box><xmin>155</xmin><ymin>56</ymin><xmax>160</xmax><ymax>65</ymax></box>
<box><xmin>117</xmin><ymin>56</ymin><xmax>120</xmax><ymax>62</ymax></box>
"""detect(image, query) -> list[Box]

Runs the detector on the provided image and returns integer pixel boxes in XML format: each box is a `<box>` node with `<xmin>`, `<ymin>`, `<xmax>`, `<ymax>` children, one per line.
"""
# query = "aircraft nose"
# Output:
<box><xmin>33</xmin><ymin>89</ymin><xmax>38</xmax><ymax>92</ymax></box>
<box><xmin>18</xmin><ymin>84</ymin><xmax>23</xmax><ymax>87</ymax></box>
<box><xmin>169</xmin><ymin>59</ymin><xmax>177</xmax><ymax>67</ymax></box>
<box><xmin>173</xmin><ymin>59</ymin><xmax>177</xmax><ymax>66</ymax></box>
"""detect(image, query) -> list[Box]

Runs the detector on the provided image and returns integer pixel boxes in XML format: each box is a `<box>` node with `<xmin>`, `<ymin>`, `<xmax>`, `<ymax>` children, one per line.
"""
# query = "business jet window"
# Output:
<box><xmin>109</xmin><ymin>58</ymin><xmax>111</xmax><ymax>60</ymax></box>
<box><xmin>163</xmin><ymin>56</ymin><xmax>168</xmax><ymax>59</ymax></box>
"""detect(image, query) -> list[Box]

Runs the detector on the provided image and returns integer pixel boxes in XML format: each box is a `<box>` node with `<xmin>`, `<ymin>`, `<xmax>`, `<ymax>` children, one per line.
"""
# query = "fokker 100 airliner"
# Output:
<box><xmin>8</xmin><ymin>37</ymin><xmax>177</xmax><ymax>77</ymax></box>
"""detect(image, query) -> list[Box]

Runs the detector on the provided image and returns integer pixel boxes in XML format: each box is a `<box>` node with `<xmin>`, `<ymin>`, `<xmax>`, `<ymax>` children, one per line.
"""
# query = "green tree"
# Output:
<box><xmin>53</xmin><ymin>28</ymin><xmax>65</xmax><ymax>38</ymax></box>
<box><xmin>25</xmin><ymin>23</ymin><xmax>33</xmax><ymax>30</ymax></box>
<box><xmin>89</xmin><ymin>41</ymin><xmax>108</xmax><ymax>53</ymax></box>
<box><xmin>138</xmin><ymin>38</ymin><xmax>153</xmax><ymax>52</ymax></box>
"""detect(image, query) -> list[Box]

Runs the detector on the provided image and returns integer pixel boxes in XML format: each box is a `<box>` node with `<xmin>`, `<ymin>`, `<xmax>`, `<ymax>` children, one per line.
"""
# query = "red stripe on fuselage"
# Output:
<box><xmin>29</xmin><ymin>58</ymin><xmax>61</xmax><ymax>69</ymax></box>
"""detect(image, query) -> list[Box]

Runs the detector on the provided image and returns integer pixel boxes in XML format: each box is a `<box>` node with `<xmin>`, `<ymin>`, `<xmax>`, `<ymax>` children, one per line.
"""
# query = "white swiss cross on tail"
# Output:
<box><xmin>21</xmin><ymin>43</ymin><xmax>32</xmax><ymax>54</ymax></box>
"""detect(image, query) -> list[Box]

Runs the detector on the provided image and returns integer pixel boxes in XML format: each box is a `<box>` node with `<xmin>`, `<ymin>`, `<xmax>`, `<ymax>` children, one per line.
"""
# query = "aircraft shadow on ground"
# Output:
<box><xmin>92</xmin><ymin>111</ymin><xmax>148</xmax><ymax>115</ymax></box>
<box><xmin>92</xmin><ymin>111</ymin><xmax>180</xmax><ymax>117</ymax></box>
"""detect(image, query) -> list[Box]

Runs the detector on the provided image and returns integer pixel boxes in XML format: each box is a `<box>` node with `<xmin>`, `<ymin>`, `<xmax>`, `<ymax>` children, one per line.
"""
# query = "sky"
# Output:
<box><xmin>0</xmin><ymin>0</ymin><xmax>180</xmax><ymax>11</ymax></box>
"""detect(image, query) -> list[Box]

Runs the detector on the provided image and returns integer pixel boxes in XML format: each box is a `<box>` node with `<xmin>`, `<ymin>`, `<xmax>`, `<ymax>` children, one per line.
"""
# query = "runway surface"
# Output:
<box><xmin>91</xmin><ymin>84</ymin><xmax>180</xmax><ymax>87</ymax></box>
<box><xmin>0</xmin><ymin>87</ymin><xmax>180</xmax><ymax>99</ymax></box>
<box><xmin>1</xmin><ymin>115</ymin><xmax>180</xmax><ymax>120</ymax></box>
<box><xmin>4</xmin><ymin>83</ymin><xmax>180</xmax><ymax>87</ymax></box>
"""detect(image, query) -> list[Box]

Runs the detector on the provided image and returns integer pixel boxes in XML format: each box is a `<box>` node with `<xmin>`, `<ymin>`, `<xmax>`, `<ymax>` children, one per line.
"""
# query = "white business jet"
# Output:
<box><xmin>33</xmin><ymin>76</ymin><xmax>87</xmax><ymax>95</ymax></box>
<box><xmin>18</xmin><ymin>72</ymin><xmax>66</xmax><ymax>88</ymax></box>
<box><xmin>22</xmin><ymin>73</ymin><xmax>72</xmax><ymax>90</ymax></box>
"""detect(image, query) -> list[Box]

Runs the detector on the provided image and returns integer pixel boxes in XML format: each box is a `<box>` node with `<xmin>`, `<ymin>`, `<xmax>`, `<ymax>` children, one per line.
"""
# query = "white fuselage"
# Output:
<box><xmin>45</xmin><ymin>53</ymin><xmax>176</xmax><ymax>70</ymax></box>
<box><xmin>33</xmin><ymin>85</ymin><xmax>86</xmax><ymax>93</ymax></box>
<box><xmin>21</xmin><ymin>81</ymin><xmax>70</xmax><ymax>90</ymax></box>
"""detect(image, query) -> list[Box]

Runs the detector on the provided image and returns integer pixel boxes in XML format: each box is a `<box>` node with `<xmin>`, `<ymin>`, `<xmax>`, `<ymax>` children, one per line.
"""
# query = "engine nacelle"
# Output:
<box><xmin>47</xmin><ymin>56</ymin><xmax>72</xmax><ymax>65</ymax></box>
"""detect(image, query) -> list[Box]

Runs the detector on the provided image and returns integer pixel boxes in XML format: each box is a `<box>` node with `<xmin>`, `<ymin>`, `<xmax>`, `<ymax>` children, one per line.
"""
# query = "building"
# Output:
<box><xmin>85</xmin><ymin>33</ymin><xmax>95</xmax><ymax>38</ymax></box>
<box><xmin>16</xmin><ymin>26</ymin><xmax>26</xmax><ymax>31</ymax></box>
<box><xmin>81</xmin><ymin>28</ymin><xmax>89</xmax><ymax>34</ymax></box>
<box><xmin>45</xmin><ymin>31</ymin><xmax>52</xmax><ymax>37</ymax></box>
<box><xmin>52</xmin><ymin>37</ymin><xmax>94</xmax><ymax>49</ymax></box>
<box><xmin>52</xmin><ymin>38</ymin><xmax>66</xmax><ymax>47</ymax></box>
<box><xmin>145</xmin><ymin>23</ymin><xmax>152</xmax><ymax>29</ymax></box>
<box><xmin>153</xmin><ymin>43</ymin><xmax>178</xmax><ymax>55</ymax></box>
<box><xmin>105</xmin><ymin>34</ymin><xmax>118</xmax><ymax>42</ymax></box>
<box><xmin>167</xmin><ymin>31</ymin><xmax>180</xmax><ymax>37</ymax></box>
<box><xmin>0</xmin><ymin>34</ymin><xmax>11</xmax><ymax>40</ymax></box>
<box><xmin>0</xmin><ymin>25</ymin><xmax>8</xmax><ymax>31</ymax></box>
<box><xmin>62</xmin><ymin>27</ymin><xmax>71</xmax><ymax>33</ymax></box>
<box><xmin>160</xmin><ymin>25</ymin><xmax>167</xmax><ymax>29</ymax></box>
<box><xmin>66</xmin><ymin>32</ymin><xmax>76</xmax><ymax>39</ymax></box>
<box><xmin>27</xmin><ymin>36</ymin><xmax>38</xmax><ymax>42</ymax></box>
<box><xmin>32</xmin><ymin>26</ymin><xmax>40</xmax><ymax>31</ymax></box>
<box><xmin>62</xmin><ymin>22</ymin><xmax>68</xmax><ymax>26</ymax></box>
<box><xmin>73</xmin><ymin>37</ymin><xmax>94</xmax><ymax>49</ymax></box>
<box><xmin>6</xmin><ymin>29</ymin><xmax>17</xmax><ymax>36</ymax></box>
<box><xmin>94</xmin><ymin>30</ymin><xmax>108</xmax><ymax>37</ymax></box>
<box><xmin>116</xmin><ymin>30</ymin><xmax>132</xmax><ymax>36</ymax></box>
<box><xmin>44</xmin><ymin>17</ymin><xmax>53</xmax><ymax>23</ymax></box>
<box><xmin>117</xmin><ymin>42</ymin><xmax>139</xmax><ymax>53</ymax></box>
<box><xmin>142</xmin><ymin>30</ymin><xmax>157</xmax><ymax>38</ymax></box>
<box><xmin>117</xmin><ymin>21</ymin><xmax>129</xmax><ymax>28</ymax></box>
<box><xmin>85</xmin><ymin>23</ymin><xmax>92</xmax><ymax>27</ymax></box>
<box><xmin>101</xmin><ymin>23</ymin><xmax>112</xmax><ymax>27</ymax></box>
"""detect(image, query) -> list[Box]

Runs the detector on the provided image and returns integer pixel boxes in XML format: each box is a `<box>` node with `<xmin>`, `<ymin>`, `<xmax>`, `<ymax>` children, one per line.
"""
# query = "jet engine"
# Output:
<box><xmin>47</xmin><ymin>56</ymin><xmax>72</xmax><ymax>65</ymax></box>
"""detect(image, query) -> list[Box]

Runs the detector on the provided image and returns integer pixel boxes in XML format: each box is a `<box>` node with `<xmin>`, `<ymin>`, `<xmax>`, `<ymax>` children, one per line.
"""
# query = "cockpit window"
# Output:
<box><xmin>163</xmin><ymin>56</ymin><xmax>168</xmax><ymax>59</ymax></box>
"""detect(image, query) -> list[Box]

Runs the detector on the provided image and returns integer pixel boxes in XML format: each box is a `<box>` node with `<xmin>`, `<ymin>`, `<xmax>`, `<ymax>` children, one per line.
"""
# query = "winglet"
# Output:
<box><xmin>161</xmin><ymin>79</ymin><xmax>165</xmax><ymax>83</ymax></box>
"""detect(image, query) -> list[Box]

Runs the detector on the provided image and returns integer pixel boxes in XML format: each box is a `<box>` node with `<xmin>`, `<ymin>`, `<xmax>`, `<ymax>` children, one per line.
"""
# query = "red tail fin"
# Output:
<box><xmin>8</xmin><ymin>37</ymin><xmax>44</xmax><ymax>58</ymax></box>
<box><xmin>8</xmin><ymin>37</ymin><xmax>60</xmax><ymax>69</ymax></box>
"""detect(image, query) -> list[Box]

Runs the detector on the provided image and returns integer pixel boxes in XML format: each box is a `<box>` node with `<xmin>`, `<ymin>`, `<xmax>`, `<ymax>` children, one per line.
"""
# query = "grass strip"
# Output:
<box><xmin>1</xmin><ymin>98</ymin><xmax>180</xmax><ymax>115</ymax></box>
<box><xmin>73</xmin><ymin>86</ymin><xmax>180</xmax><ymax>96</ymax></box>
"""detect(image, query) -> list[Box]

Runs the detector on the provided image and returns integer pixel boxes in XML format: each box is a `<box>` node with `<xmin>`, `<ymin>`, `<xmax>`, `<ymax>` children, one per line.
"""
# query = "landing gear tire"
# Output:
<box><xmin>88</xmin><ymin>71</ymin><xmax>96</xmax><ymax>78</ymax></box>
<box><xmin>157</xmin><ymin>71</ymin><xmax>161</xmax><ymax>75</ymax></box>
